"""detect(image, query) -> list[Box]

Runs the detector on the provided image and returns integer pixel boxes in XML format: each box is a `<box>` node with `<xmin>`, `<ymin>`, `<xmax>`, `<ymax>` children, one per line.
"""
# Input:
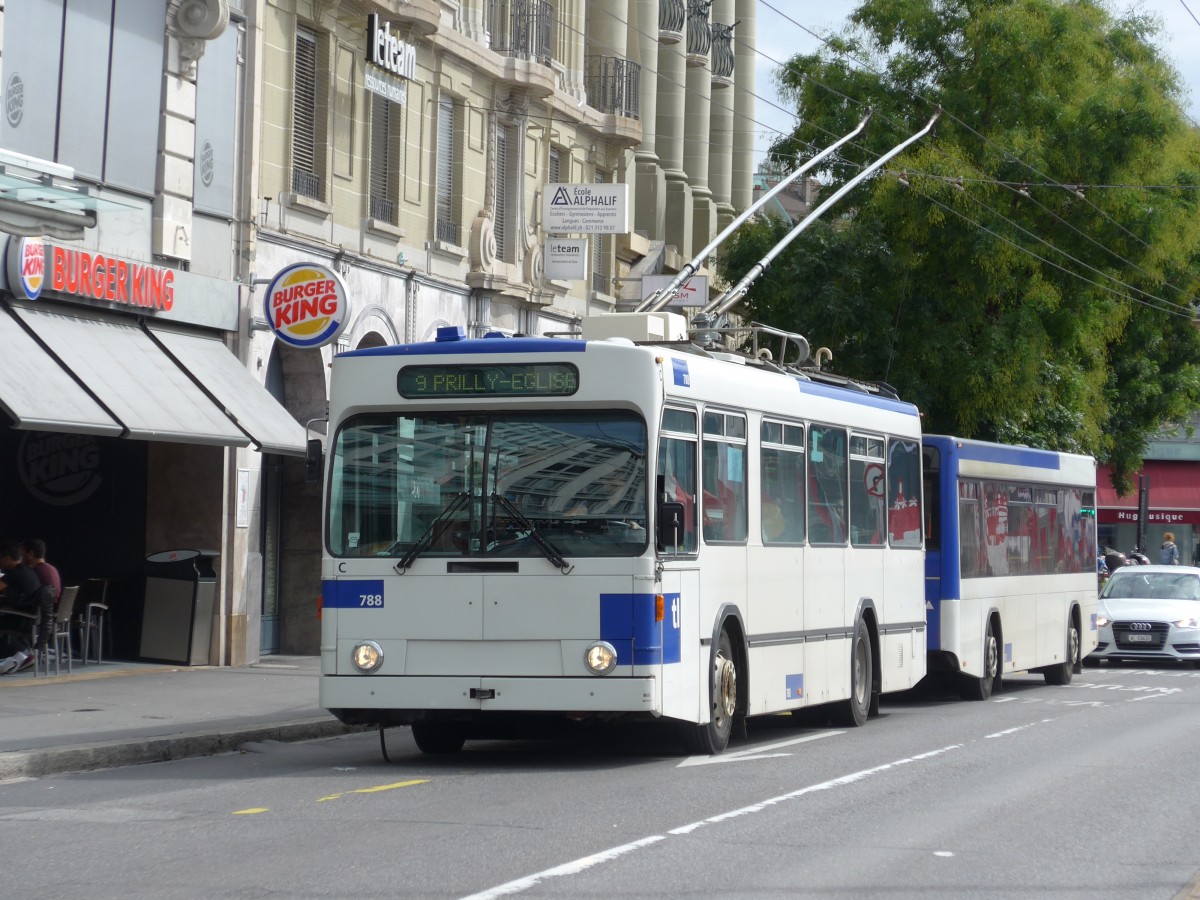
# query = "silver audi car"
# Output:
<box><xmin>1089</xmin><ymin>565</ymin><xmax>1200</xmax><ymax>667</ymax></box>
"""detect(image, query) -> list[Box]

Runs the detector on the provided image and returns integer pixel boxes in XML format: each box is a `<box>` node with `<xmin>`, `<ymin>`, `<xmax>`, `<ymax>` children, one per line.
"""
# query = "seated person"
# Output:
<box><xmin>0</xmin><ymin>542</ymin><xmax>45</xmax><ymax>674</ymax></box>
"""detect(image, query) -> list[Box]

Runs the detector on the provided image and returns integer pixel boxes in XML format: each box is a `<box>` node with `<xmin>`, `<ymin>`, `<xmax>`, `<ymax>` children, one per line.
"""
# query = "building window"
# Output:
<box><xmin>548</xmin><ymin>145</ymin><xmax>562</xmax><ymax>184</ymax></box>
<box><xmin>369</xmin><ymin>92</ymin><xmax>397</xmax><ymax>225</ymax></box>
<box><xmin>435</xmin><ymin>95</ymin><xmax>460</xmax><ymax>245</ymax></box>
<box><xmin>292</xmin><ymin>24</ymin><xmax>327</xmax><ymax>200</ymax></box>
<box><xmin>494</xmin><ymin>123</ymin><xmax>519</xmax><ymax>263</ymax></box>
<box><xmin>591</xmin><ymin>169</ymin><xmax>611</xmax><ymax>294</ymax></box>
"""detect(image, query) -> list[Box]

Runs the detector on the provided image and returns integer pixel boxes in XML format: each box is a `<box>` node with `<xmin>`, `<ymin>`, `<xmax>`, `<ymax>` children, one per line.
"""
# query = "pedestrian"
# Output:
<box><xmin>1160</xmin><ymin>531</ymin><xmax>1181</xmax><ymax>565</ymax></box>
<box><xmin>22</xmin><ymin>539</ymin><xmax>62</xmax><ymax>608</ymax></box>
<box><xmin>0</xmin><ymin>542</ymin><xmax>45</xmax><ymax>674</ymax></box>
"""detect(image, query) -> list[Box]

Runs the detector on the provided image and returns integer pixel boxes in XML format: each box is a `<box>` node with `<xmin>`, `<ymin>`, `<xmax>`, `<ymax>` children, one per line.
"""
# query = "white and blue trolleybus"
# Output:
<box><xmin>921</xmin><ymin>435</ymin><xmax>1099</xmax><ymax>699</ymax></box>
<box><xmin>318</xmin><ymin>313</ymin><xmax>930</xmax><ymax>755</ymax></box>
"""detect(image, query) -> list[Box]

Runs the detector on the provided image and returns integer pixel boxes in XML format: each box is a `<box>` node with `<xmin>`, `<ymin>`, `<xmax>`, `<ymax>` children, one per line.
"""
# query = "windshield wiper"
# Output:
<box><xmin>491</xmin><ymin>493</ymin><xmax>573</xmax><ymax>574</ymax></box>
<box><xmin>394</xmin><ymin>492</ymin><xmax>470</xmax><ymax>572</ymax></box>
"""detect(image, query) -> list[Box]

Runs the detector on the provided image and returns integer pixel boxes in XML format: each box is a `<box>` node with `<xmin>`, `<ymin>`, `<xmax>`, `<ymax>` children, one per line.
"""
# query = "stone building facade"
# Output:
<box><xmin>0</xmin><ymin>0</ymin><xmax>756</xmax><ymax>662</ymax></box>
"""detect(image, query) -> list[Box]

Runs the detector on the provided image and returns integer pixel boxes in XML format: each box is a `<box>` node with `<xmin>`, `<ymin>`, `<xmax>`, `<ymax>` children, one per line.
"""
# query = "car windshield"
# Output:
<box><xmin>1102</xmin><ymin>571</ymin><xmax>1200</xmax><ymax>601</ymax></box>
<box><xmin>328</xmin><ymin>410</ymin><xmax>648</xmax><ymax>559</ymax></box>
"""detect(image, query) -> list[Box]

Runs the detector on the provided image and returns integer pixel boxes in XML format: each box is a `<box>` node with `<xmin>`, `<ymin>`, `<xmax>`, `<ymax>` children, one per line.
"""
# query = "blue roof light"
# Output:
<box><xmin>435</xmin><ymin>325</ymin><xmax>466</xmax><ymax>342</ymax></box>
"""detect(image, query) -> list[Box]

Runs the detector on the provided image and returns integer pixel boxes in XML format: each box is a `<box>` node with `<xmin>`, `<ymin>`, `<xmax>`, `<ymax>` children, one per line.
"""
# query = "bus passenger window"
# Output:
<box><xmin>807</xmin><ymin>426</ymin><xmax>847</xmax><ymax>545</ymax></box>
<box><xmin>761</xmin><ymin>419</ymin><xmax>805</xmax><ymax>544</ymax></box>
<box><xmin>703</xmin><ymin>412</ymin><xmax>747</xmax><ymax>543</ymax></box>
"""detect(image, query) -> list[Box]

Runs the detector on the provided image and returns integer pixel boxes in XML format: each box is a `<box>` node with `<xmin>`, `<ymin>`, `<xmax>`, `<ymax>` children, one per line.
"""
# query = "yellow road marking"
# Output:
<box><xmin>317</xmin><ymin>779</ymin><xmax>429</xmax><ymax>802</ymax></box>
<box><xmin>232</xmin><ymin>808</ymin><xmax>269</xmax><ymax>815</ymax></box>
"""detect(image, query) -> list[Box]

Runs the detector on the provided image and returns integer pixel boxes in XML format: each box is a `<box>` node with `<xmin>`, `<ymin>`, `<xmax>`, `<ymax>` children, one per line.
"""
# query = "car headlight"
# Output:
<box><xmin>584</xmin><ymin>641</ymin><xmax>617</xmax><ymax>675</ymax></box>
<box><xmin>352</xmin><ymin>640</ymin><xmax>384</xmax><ymax>673</ymax></box>
<box><xmin>1096</xmin><ymin>616</ymin><xmax>1110</xmax><ymax>628</ymax></box>
<box><xmin>1175</xmin><ymin>617</ymin><xmax>1200</xmax><ymax>629</ymax></box>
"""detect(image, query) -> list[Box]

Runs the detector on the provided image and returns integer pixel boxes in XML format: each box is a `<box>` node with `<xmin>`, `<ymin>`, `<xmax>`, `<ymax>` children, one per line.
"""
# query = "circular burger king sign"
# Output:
<box><xmin>264</xmin><ymin>262</ymin><xmax>350</xmax><ymax>349</ymax></box>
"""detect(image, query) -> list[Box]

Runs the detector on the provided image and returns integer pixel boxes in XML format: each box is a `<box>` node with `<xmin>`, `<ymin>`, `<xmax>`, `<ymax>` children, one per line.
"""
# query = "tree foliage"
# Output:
<box><xmin>726</xmin><ymin>0</ymin><xmax>1200</xmax><ymax>492</ymax></box>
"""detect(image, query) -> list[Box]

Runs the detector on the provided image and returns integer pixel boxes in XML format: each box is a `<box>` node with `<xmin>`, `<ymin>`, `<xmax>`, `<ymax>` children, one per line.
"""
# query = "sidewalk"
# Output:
<box><xmin>0</xmin><ymin>655</ymin><xmax>362</xmax><ymax>780</ymax></box>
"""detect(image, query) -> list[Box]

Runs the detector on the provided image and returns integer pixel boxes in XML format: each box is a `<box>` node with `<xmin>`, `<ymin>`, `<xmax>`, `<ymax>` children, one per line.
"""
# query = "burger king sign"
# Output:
<box><xmin>264</xmin><ymin>262</ymin><xmax>350</xmax><ymax>349</ymax></box>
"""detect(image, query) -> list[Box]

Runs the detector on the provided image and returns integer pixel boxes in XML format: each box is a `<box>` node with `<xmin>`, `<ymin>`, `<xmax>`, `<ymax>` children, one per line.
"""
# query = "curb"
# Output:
<box><xmin>0</xmin><ymin>717</ymin><xmax>367</xmax><ymax>780</ymax></box>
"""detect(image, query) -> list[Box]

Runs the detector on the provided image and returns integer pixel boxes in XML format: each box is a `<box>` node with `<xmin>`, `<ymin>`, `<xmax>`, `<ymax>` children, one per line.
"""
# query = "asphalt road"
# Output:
<box><xmin>3</xmin><ymin>663</ymin><xmax>1199</xmax><ymax>900</ymax></box>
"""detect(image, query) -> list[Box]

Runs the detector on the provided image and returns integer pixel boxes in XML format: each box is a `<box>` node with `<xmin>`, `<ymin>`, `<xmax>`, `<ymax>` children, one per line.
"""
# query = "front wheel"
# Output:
<box><xmin>411</xmin><ymin>722</ymin><xmax>466</xmax><ymax>755</ymax></box>
<box><xmin>1044</xmin><ymin>619</ymin><xmax>1079</xmax><ymax>685</ymax></box>
<box><xmin>680</xmin><ymin>628</ymin><xmax>737</xmax><ymax>755</ymax></box>
<box><xmin>834</xmin><ymin>619</ymin><xmax>873</xmax><ymax>727</ymax></box>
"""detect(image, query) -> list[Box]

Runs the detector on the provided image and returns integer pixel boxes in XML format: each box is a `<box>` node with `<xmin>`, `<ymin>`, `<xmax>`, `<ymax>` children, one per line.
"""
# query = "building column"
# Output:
<box><xmin>684</xmin><ymin>58</ymin><xmax>713</xmax><ymax>257</ymax></box>
<box><xmin>709</xmin><ymin>0</ymin><xmax>735</xmax><ymax>231</ymax></box>
<box><xmin>732</xmin><ymin>0</ymin><xmax>756</xmax><ymax>210</ymax></box>
<box><xmin>588</xmin><ymin>0</ymin><xmax>627</xmax><ymax>58</ymax></box>
<box><xmin>632</xmin><ymin>0</ymin><xmax>664</xmax><ymax>239</ymax></box>
<box><xmin>657</xmin><ymin>28</ymin><xmax>691</xmax><ymax>259</ymax></box>
<box><xmin>560</xmin><ymin>0</ymin><xmax>587</xmax><ymax>103</ymax></box>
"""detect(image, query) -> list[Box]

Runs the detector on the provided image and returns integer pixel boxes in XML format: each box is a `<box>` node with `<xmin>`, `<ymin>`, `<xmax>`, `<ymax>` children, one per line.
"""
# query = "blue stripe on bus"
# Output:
<box><xmin>925</xmin><ymin>435</ymin><xmax>1062</xmax><ymax>471</ymax></box>
<box><xmin>600</xmin><ymin>593</ymin><xmax>682</xmax><ymax>666</ymax></box>
<box><xmin>338</xmin><ymin>337</ymin><xmax>588</xmax><ymax>358</ymax></box>
<box><xmin>794</xmin><ymin>377</ymin><xmax>921</xmax><ymax>417</ymax></box>
<box><xmin>322</xmin><ymin>579</ymin><xmax>385</xmax><ymax>609</ymax></box>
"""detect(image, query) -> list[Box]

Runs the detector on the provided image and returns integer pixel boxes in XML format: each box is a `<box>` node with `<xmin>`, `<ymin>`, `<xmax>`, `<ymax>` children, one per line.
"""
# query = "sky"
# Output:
<box><xmin>752</xmin><ymin>0</ymin><xmax>1200</xmax><ymax>162</ymax></box>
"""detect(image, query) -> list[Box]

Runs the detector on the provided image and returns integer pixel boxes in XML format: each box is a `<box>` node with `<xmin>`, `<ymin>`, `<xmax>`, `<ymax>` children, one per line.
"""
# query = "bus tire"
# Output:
<box><xmin>411</xmin><ymin>722</ymin><xmax>466</xmax><ymax>754</ymax></box>
<box><xmin>680</xmin><ymin>628</ymin><xmax>736</xmax><ymax>755</ymax></box>
<box><xmin>960</xmin><ymin>619</ymin><xmax>1000</xmax><ymax>701</ymax></box>
<box><xmin>1043</xmin><ymin>619</ymin><xmax>1079</xmax><ymax>685</ymax></box>
<box><xmin>834</xmin><ymin>618</ymin><xmax>872</xmax><ymax>727</ymax></box>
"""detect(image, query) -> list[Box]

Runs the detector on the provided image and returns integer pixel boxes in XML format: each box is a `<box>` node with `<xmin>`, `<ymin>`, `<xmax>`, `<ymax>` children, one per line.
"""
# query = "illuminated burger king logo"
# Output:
<box><xmin>5</xmin><ymin>236</ymin><xmax>45</xmax><ymax>300</ymax></box>
<box><xmin>264</xmin><ymin>262</ymin><xmax>350</xmax><ymax>349</ymax></box>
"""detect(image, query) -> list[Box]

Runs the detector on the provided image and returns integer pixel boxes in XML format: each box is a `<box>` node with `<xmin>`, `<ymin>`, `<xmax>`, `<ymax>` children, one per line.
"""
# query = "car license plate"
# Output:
<box><xmin>1128</xmin><ymin>634</ymin><xmax>1153</xmax><ymax>643</ymax></box>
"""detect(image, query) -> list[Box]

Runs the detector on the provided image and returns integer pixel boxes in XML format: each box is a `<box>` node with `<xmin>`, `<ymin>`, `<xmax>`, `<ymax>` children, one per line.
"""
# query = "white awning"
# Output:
<box><xmin>147</xmin><ymin>323</ymin><xmax>307</xmax><ymax>455</ymax></box>
<box><xmin>10</xmin><ymin>303</ymin><xmax>250</xmax><ymax>447</ymax></box>
<box><xmin>0</xmin><ymin>306</ymin><xmax>123</xmax><ymax>436</ymax></box>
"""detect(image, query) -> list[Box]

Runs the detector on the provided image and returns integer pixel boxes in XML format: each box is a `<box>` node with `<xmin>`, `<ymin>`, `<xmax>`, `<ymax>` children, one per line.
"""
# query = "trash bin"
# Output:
<box><xmin>139</xmin><ymin>549</ymin><xmax>219</xmax><ymax>665</ymax></box>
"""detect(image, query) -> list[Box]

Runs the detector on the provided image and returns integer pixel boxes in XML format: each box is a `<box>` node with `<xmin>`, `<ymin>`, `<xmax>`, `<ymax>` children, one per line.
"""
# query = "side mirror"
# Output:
<box><xmin>657</xmin><ymin>500</ymin><xmax>686</xmax><ymax>552</ymax></box>
<box><xmin>305</xmin><ymin>438</ymin><xmax>324</xmax><ymax>484</ymax></box>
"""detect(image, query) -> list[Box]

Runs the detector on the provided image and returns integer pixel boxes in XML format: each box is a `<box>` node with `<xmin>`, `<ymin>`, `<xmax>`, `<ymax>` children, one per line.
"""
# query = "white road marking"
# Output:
<box><xmin>676</xmin><ymin>730</ymin><xmax>842</xmax><ymax>767</ymax></box>
<box><xmin>985</xmin><ymin>718</ymin><xmax>1054</xmax><ymax>740</ymax></box>
<box><xmin>460</xmin><ymin>743</ymin><xmax>963</xmax><ymax>900</ymax></box>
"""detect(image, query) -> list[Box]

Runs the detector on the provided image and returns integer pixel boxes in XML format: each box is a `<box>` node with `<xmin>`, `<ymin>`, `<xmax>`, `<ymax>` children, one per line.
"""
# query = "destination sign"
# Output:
<box><xmin>398</xmin><ymin>363</ymin><xmax>579</xmax><ymax>398</ymax></box>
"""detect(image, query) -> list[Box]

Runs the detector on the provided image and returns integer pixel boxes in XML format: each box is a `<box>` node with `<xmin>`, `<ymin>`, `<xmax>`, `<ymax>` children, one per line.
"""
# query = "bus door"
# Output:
<box><xmin>658</xmin><ymin>566</ymin><xmax>701</xmax><ymax>722</ymax></box>
<box><xmin>922</xmin><ymin>444</ymin><xmax>944</xmax><ymax>653</ymax></box>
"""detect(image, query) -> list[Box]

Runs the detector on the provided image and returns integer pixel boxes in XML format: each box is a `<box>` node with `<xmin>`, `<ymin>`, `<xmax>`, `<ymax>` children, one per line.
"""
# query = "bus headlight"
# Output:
<box><xmin>352</xmin><ymin>640</ymin><xmax>384</xmax><ymax>673</ymax></box>
<box><xmin>584</xmin><ymin>641</ymin><xmax>617</xmax><ymax>675</ymax></box>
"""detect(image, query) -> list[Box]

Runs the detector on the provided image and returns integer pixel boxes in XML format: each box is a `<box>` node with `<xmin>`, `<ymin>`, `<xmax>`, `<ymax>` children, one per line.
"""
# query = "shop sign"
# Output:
<box><xmin>4</xmin><ymin>238</ymin><xmax>174</xmax><ymax>310</ymax></box>
<box><xmin>364</xmin><ymin>68</ymin><xmax>407</xmax><ymax>106</ymax></box>
<box><xmin>543</xmin><ymin>184</ymin><xmax>629</xmax><ymax>234</ymax></box>
<box><xmin>264</xmin><ymin>262</ymin><xmax>351</xmax><ymax>349</ymax></box>
<box><xmin>367</xmin><ymin>14</ymin><xmax>416</xmax><ymax>81</ymax></box>
<box><xmin>543</xmin><ymin>238</ymin><xmax>587</xmax><ymax>280</ymax></box>
<box><xmin>641</xmin><ymin>274</ymin><xmax>709</xmax><ymax>308</ymax></box>
<box><xmin>6</xmin><ymin>236</ymin><xmax>45</xmax><ymax>300</ymax></box>
<box><xmin>1100</xmin><ymin>508</ymin><xmax>1200</xmax><ymax>525</ymax></box>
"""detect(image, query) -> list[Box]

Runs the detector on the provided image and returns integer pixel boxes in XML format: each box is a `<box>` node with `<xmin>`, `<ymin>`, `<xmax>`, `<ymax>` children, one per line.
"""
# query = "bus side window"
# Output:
<box><xmin>657</xmin><ymin>409</ymin><xmax>698</xmax><ymax>554</ymax></box>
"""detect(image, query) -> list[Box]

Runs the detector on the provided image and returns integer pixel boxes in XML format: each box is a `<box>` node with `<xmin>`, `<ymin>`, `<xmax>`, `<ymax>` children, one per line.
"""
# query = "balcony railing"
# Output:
<box><xmin>711</xmin><ymin>22</ymin><xmax>735</xmax><ymax>83</ymax></box>
<box><xmin>436</xmin><ymin>218</ymin><xmax>460</xmax><ymax>245</ymax></box>
<box><xmin>369</xmin><ymin>195</ymin><xmax>396</xmax><ymax>226</ymax></box>
<box><xmin>659</xmin><ymin>0</ymin><xmax>685</xmax><ymax>41</ymax></box>
<box><xmin>686</xmin><ymin>0</ymin><xmax>713</xmax><ymax>61</ymax></box>
<box><xmin>291</xmin><ymin>169</ymin><xmax>322</xmax><ymax>200</ymax></box>
<box><xmin>584</xmin><ymin>56</ymin><xmax>641</xmax><ymax>119</ymax></box>
<box><xmin>488</xmin><ymin>0</ymin><xmax>553</xmax><ymax>65</ymax></box>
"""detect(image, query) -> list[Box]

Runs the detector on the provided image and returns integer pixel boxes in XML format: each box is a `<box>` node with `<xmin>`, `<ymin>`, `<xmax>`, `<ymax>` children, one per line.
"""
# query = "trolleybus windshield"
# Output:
<box><xmin>328</xmin><ymin>410</ymin><xmax>648</xmax><ymax>559</ymax></box>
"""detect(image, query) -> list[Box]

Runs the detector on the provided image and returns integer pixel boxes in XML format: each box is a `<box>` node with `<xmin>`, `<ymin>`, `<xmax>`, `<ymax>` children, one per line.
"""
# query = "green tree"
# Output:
<box><xmin>731</xmin><ymin>0</ymin><xmax>1200</xmax><ymax>492</ymax></box>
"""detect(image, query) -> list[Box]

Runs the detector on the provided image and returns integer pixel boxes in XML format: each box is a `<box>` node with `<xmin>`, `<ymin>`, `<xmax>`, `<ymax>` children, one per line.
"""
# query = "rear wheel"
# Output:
<box><xmin>1044</xmin><ymin>619</ymin><xmax>1079</xmax><ymax>685</ymax></box>
<box><xmin>680</xmin><ymin>628</ymin><xmax>737</xmax><ymax>755</ymax></box>
<box><xmin>960</xmin><ymin>619</ymin><xmax>1000</xmax><ymax>701</ymax></box>
<box><xmin>411</xmin><ymin>722</ymin><xmax>466</xmax><ymax>755</ymax></box>
<box><xmin>834</xmin><ymin>619</ymin><xmax>873</xmax><ymax>727</ymax></box>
